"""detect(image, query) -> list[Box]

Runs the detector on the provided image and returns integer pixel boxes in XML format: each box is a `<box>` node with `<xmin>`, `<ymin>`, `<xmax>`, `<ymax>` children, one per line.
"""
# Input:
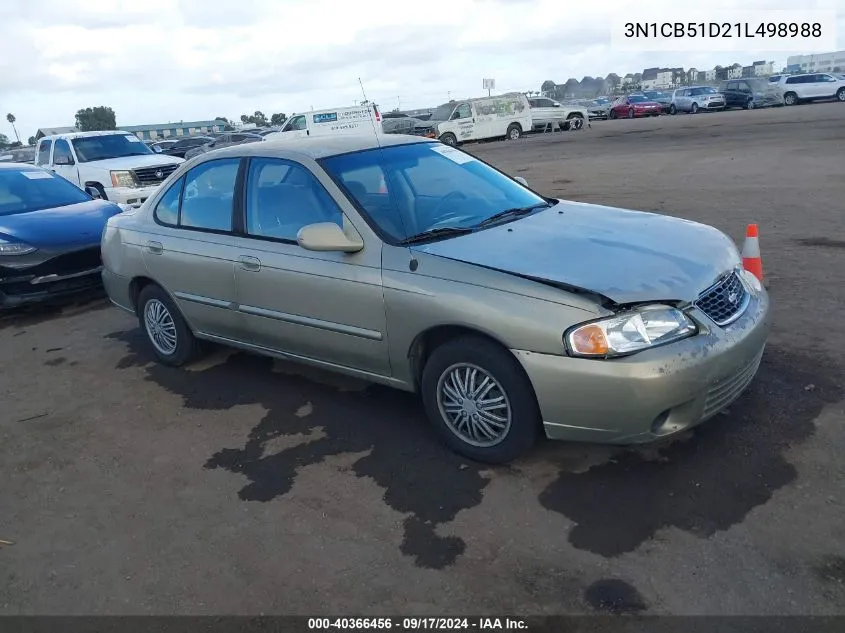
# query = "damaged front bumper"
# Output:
<box><xmin>0</xmin><ymin>246</ymin><xmax>104</xmax><ymax>309</ymax></box>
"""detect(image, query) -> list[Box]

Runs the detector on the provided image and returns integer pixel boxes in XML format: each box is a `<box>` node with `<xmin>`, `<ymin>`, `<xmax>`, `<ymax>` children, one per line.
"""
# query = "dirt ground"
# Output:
<box><xmin>1</xmin><ymin>103</ymin><xmax>843</xmax><ymax>616</ymax></box>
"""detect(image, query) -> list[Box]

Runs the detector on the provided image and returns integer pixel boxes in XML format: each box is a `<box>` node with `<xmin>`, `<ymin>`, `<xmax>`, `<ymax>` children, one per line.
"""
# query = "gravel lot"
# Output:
<box><xmin>2</xmin><ymin>103</ymin><xmax>844</xmax><ymax>616</ymax></box>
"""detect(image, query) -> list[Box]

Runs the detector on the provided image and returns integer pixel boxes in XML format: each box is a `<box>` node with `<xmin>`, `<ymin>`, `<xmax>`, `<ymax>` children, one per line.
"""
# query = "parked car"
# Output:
<box><xmin>527</xmin><ymin>97</ymin><xmax>588</xmax><ymax>130</ymax></box>
<box><xmin>410</xmin><ymin>93</ymin><xmax>533</xmax><ymax>145</ymax></box>
<box><xmin>148</xmin><ymin>140</ymin><xmax>178</xmax><ymax>153</ymax></box>
<box><xmin>159</xmin><ymin>136</ymin><xmax>215</xmax><ymax>159</ymax></box>
<box><xmin>34</xmin><ymin>131</ymin><xmax>184</xmax><ymax>208</ymax></box>
<box><xmin>183</xmin><ymin>133</ymin><xmax>264</xmax><ymax>160</ymax></box>
<box><xmin>0</xmin><ymin>146</ymin><xmax>36</xmax><ymax>164</ymax></box>
<box><xmin>0</xmin><ymin>162</ymin><xmax>123</xmax><ymax>308</ymax></box>
<box><xmin>720</xmin><ymin>79</ymin><xmax>784</xmax><ymax>109</ymax></box>
<box><xmin>100</xmin><ymin>134</ymin><xmax>769</xmax><ymax>464</ymax></box>
<box><xmin>642</xmin><ymin>90</ymin><xmax>673</xmax><ymax>113</ymax></box>
<box><xmin>608</xmin><ymin>95</ymin><xmax>664</xmax><ymax>119</ymax></box>
<box><xmin>774</xmin><ymin>73</ymin><xmax>845</xmax><ymax>106</ymax></box>
<box><xmin>587</xmin><ymin>97</ymin><xmax>612</xmax><ymax>120</ymax></box>
<box><xmin>669</xmin><ymin>87</ymin><xmax>726</xmax><ymax>114</ymax></box>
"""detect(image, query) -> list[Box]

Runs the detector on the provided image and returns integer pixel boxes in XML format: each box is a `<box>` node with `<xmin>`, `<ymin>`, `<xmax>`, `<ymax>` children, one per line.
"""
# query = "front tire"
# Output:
<box><xmin>506</xmin><ymin>123</ymin><xmax>522</xmax><ymax>140</ymax></box>
<box><xmin>609</xmin><ymin>109</ymin><xmax>618</xmax><ymax>119</ymax></box>
<box><xmin>669</xmin><ymin>104</ymin><xmax>677</xmax><ymax>115</ymax></box>
<box><xmin>627</xmin><ymin>108</ymin><xmax>635</xmax><ymax>119</ymax></box>
<box><xmin>691</xmin><ymin>102</ymin><xmax>699</xmax><ymax>114</ymax></box>
<box><xmin>137</xmin><ymin>284</ymin><xmax>200</xmax><ymax>366</ymax></box>
<box><xmin>439</xmin><ymin>132</ymin><xmax>457</xmax><ymax>146</ymax></box>
<box><xmin>421</xmin><ymin>337</ymin><xmax>540</xmax><ymax>464</ymax></box>
<box><xmin>746</xmin><ymin>98</ymin><xmax>755</xmax><ymax>110</ymax></box>
<box><xmin>837</xmin><ymin>88</ymin><xmax>845</xmax><ymax>102</ymax></box>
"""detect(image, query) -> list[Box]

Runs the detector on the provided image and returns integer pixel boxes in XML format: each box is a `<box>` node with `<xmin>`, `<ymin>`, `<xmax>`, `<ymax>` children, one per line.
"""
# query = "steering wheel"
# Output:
<box><xmin>429</xmin><ymin>191</ymin><xmax>469</xmax><ymax>226</ymax></box>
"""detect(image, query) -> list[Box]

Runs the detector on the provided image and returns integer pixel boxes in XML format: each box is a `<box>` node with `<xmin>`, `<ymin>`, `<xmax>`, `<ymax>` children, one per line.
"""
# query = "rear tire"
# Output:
<box><xmin>627</xmin><ymin>108</ymin><xmax>635</xmax><ymax>119</ymax></box>
<box><xmin>784</xmin><ymin>92</ymin><xmax>798</xmax><ymax>106</ymax></box>
<box><xmin>439</xmin><ymin>132</ymin><xmax>457</xmax><ymax>146</ymax></box>
<box><xmin>609</xmin><ymin>109</ymin><xmax>618</xmax><ymax>119</ymax></box>
<box><xmin>746</xmin><ymin>98</ymin><xmax>755</xmax><ymax>110</ymax></box>
<box><xmin>137</xmin><ymin>284</ymin><xmax>200</xmax><ymax>367</ymax></box>
<box><xmin>668</xmin><ymin>104</ymin><xmax>677</xmax><ymax>115</ymax></box>
<box><xmin>421</xmin><ymin>337</ymin><xmax>540</xmax><ymax>464</ymax></box>
<box><xmin>837</xmin><ymin>88</ymin><xmax>845</xmax><ymax>102</ymax></box>
<box><xmin>506</xmin><ymin>123</ymin><xmax>522</xmax><ymax>140</ymax></box>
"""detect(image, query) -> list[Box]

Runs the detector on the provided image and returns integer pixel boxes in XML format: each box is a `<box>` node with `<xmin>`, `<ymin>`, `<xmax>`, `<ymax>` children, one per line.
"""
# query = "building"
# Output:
<box><xmin>727</xmin><ymin>65</ymin><xmax>743</xmax><ymax>79</ymax></box>
<box><xmin>122</xmin><ymin>119</ymin><xmax>228</xmax><ymax>141</ymax></box>
<box><xmin>35</xmin><ymin>126</ymin><xmax>79</xmax><ymax>140</ymax></box>
<box><xmin>641</xmin><ymin>67</ymin><xmax>674</xmax><ymax>89</ymax></box>
<box><xmin>703</xmin><ymin>69</ymin><xmax>717</xmax><ymax>81</ymax></box>
<box><xmin>786</xmin><ymin>50</ymin><xmax>845</xmax><ymax>73</ymax></box>
<box><xmin>750</xmin><ymin>60</ymin><xmax>774</xmax><ymax>76</ymax></box>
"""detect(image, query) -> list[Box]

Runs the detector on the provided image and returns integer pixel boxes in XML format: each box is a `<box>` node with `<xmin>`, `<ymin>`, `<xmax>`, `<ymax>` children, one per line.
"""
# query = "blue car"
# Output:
<box><xmin>0</xmin><ymin>162</ymin><xmax>123</xmax><ymax>308</ymax></box>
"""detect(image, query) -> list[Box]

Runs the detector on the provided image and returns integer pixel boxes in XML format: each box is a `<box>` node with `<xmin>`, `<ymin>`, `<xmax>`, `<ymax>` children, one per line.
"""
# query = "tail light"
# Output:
<box><xmin>373</xmin><ymin>104</ymin><xmax>381</xmax><ymax>122</ymax></box>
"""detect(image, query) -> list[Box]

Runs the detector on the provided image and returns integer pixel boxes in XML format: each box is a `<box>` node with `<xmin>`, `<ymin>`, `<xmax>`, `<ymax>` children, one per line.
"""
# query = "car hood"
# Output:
<box><xmin>411</xmin><ymin>200</ymin><xmax>741</xmax><ymax>305</ymax></box>
<box><xmin>0</xmin><ymin>199</ymin><xmax>123</xmax><ymax>248</ymax></box>
<box><xmin>80</xmin><ymin>154</ymin><xmax>184</xmax><ymax>171</ymax></box>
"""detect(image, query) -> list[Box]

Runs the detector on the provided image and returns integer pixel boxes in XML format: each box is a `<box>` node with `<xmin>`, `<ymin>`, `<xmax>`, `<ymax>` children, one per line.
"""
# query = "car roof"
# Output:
<box><xmin>203</xmin><ymin>134</ymin><xmax>432</xmax><ymax>162</ymax></box>
<box><xmin>39</xmin><ymin>130</ymin><xmax>134</xmax><ymax>141</ymax></box>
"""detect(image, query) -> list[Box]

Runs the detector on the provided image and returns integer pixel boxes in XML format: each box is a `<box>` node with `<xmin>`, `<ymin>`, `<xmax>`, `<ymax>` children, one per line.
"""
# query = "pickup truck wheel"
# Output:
<box><xmin>86</xmin><ymin>184</ymin><xmax>107</xmax><ymax>200</ymax></box>
<box><xmin>439</xmin><ymin>132</ymin><xmax>457</xmax><ymax>146</ymax></box>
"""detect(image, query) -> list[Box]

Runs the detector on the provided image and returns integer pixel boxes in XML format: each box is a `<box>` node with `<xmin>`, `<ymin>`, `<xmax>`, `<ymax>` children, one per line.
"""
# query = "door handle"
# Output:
<box><xmin>146</xmin><ymin>241</ymin><xmax>163</xmax><ymax>254</ymax></box>
<box><xmin>238</xmin><ymin>255</ymin><xmax>261</xmax><ymax>272</ymax></box>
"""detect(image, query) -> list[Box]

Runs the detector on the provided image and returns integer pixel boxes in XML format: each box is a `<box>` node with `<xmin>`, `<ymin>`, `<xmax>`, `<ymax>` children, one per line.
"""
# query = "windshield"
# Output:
<box><xmin>428</xmin><ymin>103</ymin><xmax>456</xmax><ymax>122</ymax></box>
<box><xmin>628</xmin><ymin>95</ymin><xmax>648</xmax><ymax>103</ymax></box>
<box><xmin>645</xmin><ymin>91</ymin><xmax>668</xmax><ymax>99</ymax></box>
<box><xmin>0</xmin><ymin>168</ymin><xmax>92</xmax><ymax>216</ymax></box>
<box><xmin>320</xmin><ymin>141</ymin><xmax>550</xmax><ymax>243</ymax></box>
<box><xmin>71</xmin><ymin>134</ymin><xmax>154</xmax><ymax>162</ymax></box>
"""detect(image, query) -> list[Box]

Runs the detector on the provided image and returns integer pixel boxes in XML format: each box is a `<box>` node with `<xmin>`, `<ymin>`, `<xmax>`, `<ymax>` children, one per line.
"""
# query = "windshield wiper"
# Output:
<box><xmin>398</xmin><ymin>226</ymin><xmax>474</xmax><ymax>245</ymax></box>
<box><xmin>475</xmin><ymin>202</ymin><xmax>553</xmax><ymax>228</ymax></box>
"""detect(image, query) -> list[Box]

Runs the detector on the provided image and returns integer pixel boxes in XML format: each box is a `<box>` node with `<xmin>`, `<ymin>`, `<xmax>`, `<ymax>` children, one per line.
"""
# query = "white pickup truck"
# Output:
<box><xmin>34</xmin><ymin>131</ymin><xmax>184</xmax><ymax>208</ymax></box>
<box><xmin>527</xmin><ymin>97</ymin><xmax>589</xmax><ymax>130</ymax></box>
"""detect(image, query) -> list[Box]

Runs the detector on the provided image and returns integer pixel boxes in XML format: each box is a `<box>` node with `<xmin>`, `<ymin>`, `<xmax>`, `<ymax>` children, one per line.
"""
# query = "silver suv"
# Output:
<box><xmin>669</xmin><ymin>86</ymin><xmax>726</xmax><ymax>114</ymax></box>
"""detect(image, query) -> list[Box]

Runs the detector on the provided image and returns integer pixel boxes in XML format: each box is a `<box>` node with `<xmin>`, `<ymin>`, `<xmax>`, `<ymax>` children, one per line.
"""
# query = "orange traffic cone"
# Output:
<box><xmin>741</xmin><ymin>224</ymin><xmax>763</xmax><ymax>282</ymax></box>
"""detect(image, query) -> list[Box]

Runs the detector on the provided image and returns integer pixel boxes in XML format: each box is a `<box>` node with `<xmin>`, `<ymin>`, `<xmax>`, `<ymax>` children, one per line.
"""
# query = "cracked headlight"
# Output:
<box><xmin>565</xmin><ymin>304</ymin><xmax>697</xmax><ymax>358</ymax></box>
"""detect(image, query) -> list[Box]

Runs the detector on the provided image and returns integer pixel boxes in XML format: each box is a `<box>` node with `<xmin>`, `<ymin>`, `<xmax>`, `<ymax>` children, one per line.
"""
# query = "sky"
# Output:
<box><xmin>0</xmin><ymin>0</ymin><xmax>842</xmax><ymax>142</ymax></box>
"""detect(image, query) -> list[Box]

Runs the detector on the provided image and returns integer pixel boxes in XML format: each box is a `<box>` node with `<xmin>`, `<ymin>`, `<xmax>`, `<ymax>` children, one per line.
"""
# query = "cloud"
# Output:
<box><xmin>1</xmin><ymin>0</ymin><xmax>842</xmax><ymax>138</ymax></box>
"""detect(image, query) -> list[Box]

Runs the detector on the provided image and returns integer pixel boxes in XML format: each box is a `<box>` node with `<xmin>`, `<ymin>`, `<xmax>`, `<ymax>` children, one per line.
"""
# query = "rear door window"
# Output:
<box><xmin>180</xmin><ymin>158</ymin><xmax>240</xmax><ymax>232</ymax></box>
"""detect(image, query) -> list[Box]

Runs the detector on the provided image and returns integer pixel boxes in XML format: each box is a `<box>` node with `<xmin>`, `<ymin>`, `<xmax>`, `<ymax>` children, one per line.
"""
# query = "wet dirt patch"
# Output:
<box><xmin>583</xmin><ymin>579</ymin><xmax>647</xmax><ymax>614</ymax></box>
<box><xmin>44</xmin><ymin>357</ymin><xmax>66</xmax><ymax>367</ymax></box>
<box><xmin>0</xmin><ymin>294</ymin><xmax>109</xmax><ymax>331</ymax></box>
<box><xmin>815</xmin><ymin>555</ymin><xmax>845</xmax><ymax>585</ymax></box>
<box><xmin>793</xmin><ymin>238</ymin><xmax>845</xmax><ymax>249</ymax></box>
<box><xmin>109</xmin><ymin>328</ymin><xmax>490</xmax><ymax>569</ymax></box>
<box><xmin>539</xmin><ymin>347</ymin><xmax>843</xmax><ymax>557</ymax></box>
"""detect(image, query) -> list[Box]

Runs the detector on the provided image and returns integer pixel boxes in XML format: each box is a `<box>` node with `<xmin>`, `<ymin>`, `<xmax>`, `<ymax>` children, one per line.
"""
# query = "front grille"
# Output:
<box><xmin>695</xmin><ymin>271</ymin><xmax>749</xmax><ymax>326</ymax></box>
<box><xmin>702</xmin><ymin>349</ymin><xmax>764</xmax><ymax>419</ymax></box>
<box><xmin>0</xmin><ymin>272</ymin><xmax>101</xmax><ymax>298</ymax></box>
<box><xmin>132</xmin><ymin>164</ymin><xmax>179</xmax><ymax>185</ymax></box>
<box><xmin>3</xmin><ymin>247</ymin><xmax>102</xmax><ymax>279</ymax></box>
<box><xmin>412</xmin><ymin>126</ymin><xmax>436</xmax><ymax>137</ymax></box>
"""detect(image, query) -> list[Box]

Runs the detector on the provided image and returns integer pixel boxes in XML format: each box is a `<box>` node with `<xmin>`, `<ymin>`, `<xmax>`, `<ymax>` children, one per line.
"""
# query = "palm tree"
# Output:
<box><xmin>6</xmin><ymin>113</ymin><xmax>20</xmax><ymax>144</ymax></box>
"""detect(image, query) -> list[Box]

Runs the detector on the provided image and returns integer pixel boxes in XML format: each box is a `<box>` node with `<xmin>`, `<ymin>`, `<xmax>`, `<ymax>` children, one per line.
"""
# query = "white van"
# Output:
<box><xmin>415</xmin><ymin>93</ymin><xmax>533</xmax><ymax>146</ymax></box>
<box><xmin>265</xmin><ymin>103</ymin><xmax>383</xmax><ymax>141</ymax></box>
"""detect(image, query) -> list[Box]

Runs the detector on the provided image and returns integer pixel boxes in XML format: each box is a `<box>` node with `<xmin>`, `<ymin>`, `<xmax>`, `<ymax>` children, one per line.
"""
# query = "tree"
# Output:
<box><xmin>27</xmin><ymin>136</ymin><xmax>36</xmax><ymax>146</ymax></box>
<box><xmin>270</xmin><ymin>113</ymin><xmax>287</xmax><ymax>126</ymax></box>
<box><xmin>215</xmin><ymin>116</ymin><xmax>229</xmax><ymax>124</ymax></box>
<box><xmin>75</xmin><ymin>106</ymin><xmax>117</xmax><ymax>131</ymax></box>
<box><xmin>6</xmin><ymin>113</ymin><xmax>20</xmax><ymax>143</ymax></box>
<box><xmin>0</xmin><ymin>133</ymin><xmax>9</xmax><ymax>149</ymax></box>
<box><xmin>239</xmin><ymin>111</ymin><xmax>269</xmax><ymax>126</ymax></box>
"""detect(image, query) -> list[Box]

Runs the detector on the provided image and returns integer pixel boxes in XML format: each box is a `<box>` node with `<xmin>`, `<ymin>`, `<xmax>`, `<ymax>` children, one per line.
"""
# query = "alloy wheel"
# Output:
<box><xmin>144</xmin><ymin>298</ymin><xmax>178</xmax><ymax>356</ymax></box>
<box><xmin>436</xmin><ymin>363</ymin><xmax>512</xmax><ymax>447</ymax></box>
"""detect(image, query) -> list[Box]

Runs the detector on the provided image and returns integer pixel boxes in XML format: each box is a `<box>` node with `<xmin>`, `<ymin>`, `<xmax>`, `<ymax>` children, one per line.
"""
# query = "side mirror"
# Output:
<box><xmin>297</xmin><ymin>222</ymin><xmax>364</xmax><ymax>253</ymax></box>
<box><xmin>54</xmin><ymin>155</ymin><xmax>74</xmax><ymax>166</ymax></box>
<box><xmin>153</xmin><ymin>145</ymin><xmax>162</xmax><ymax>153</ymax></box>
<box><xmin>86</xmin><ymin>186</ymin><xmax>102</xmax><ymax>199</ymax></box>
<box><xmin>514</xmin><ymin>176</ymin><xmax>528</xmax><ymax>186</ymax></box>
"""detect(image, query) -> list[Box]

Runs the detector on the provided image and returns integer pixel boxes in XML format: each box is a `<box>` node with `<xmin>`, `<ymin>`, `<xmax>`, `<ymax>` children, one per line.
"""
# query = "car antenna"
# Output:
<box><xmin>359</xmin><ymin>77</ymin><xmax>383</xmax><ymax>146</ymax></box>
